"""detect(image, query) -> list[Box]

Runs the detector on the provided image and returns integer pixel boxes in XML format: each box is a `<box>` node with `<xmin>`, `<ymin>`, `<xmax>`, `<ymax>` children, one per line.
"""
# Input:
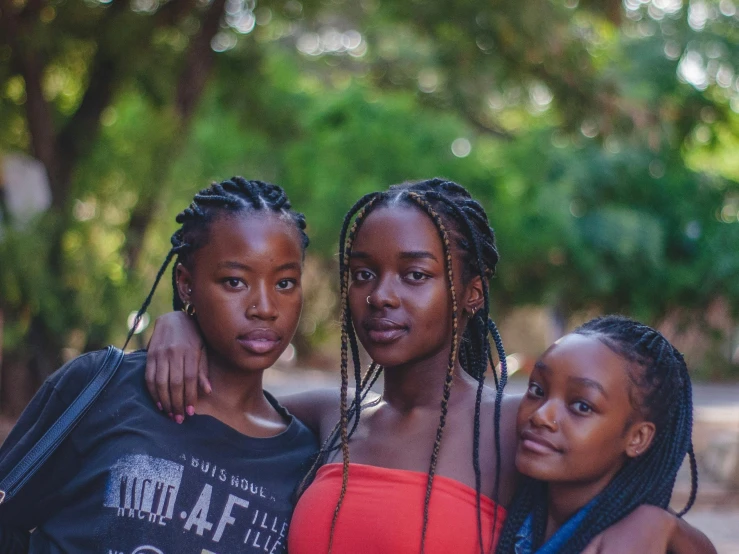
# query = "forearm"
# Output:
<box><xmin>668</xmin><ymin>517</ymin><xmax>717</xmax><ymax>554</ymax></box>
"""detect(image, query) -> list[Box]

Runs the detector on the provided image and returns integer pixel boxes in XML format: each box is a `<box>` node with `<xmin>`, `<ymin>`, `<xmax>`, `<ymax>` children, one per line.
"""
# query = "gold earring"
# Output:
<box><xmin>182</xmin><ymin>302</ymin><xmax>196</xmax><ymax>317</ymax></box>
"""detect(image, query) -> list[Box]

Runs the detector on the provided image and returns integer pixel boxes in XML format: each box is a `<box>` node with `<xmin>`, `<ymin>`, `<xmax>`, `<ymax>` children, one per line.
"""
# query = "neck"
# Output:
<box><xmin>381</xmin><ymin>345</ymin><xmax>478</xmax><ymax>412</ymax></box>
<box><xmin>198</xmin><ymin>350</ymin><xmax>271</xmax><ymax>416</ymax></box>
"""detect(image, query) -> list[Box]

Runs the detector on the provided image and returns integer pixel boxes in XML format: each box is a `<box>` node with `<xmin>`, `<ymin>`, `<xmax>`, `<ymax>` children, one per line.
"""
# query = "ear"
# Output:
<box><xmin>462</xmin><ymin>275</ymin><xmax>484</xmax><ymax>316</ymax></box>
<box><xmin>624</xmin><ymin>420</ymin><xmax>656</xmax><ymax>458</ymax></box>
<box><xmin>175</xmin><ymin>263</ymin><xmax>194</xmax><ymax>304</ymax></box>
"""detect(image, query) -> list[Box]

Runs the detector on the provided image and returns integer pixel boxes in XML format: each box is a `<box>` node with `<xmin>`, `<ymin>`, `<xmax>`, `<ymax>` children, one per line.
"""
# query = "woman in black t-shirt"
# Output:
<box><xmin>0</xmin><ymin>178</ymin><xmax>318</xmax><ymax>554</ymax></box>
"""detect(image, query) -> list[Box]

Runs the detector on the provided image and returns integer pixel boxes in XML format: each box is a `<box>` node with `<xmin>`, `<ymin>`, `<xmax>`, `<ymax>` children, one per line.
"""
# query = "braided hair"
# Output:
<box><xmin>496</xmin><ymin>315</ymin><xmax>697</xmax><ymax>554</ymax></box>
<box><xmin>297</xmin><ymin>178</ymin><xmax>509</xmax><ymax>553</ymax></box>
<box><xmin>123</xmin><ymin>177</ymin><xmax>309</xmax><ymax>349</ymax></box>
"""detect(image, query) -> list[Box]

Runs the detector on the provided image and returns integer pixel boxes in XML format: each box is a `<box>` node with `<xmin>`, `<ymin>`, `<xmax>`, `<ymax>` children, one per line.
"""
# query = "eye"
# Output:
<box><xmin>352</xmin><ymin>269</ymin><xmax>374</xmax><ymax>282</ymax></box>
<box><xmin>276</xmin><ymin>279</ymin><xmax>296</xmax><ymax>291</ymax></box>
<box><xmin>572</xmin><ymin>401</ymin><xmax>593</xmax><ymax>415</ymax></box>
<box><xmin>405</xmin><ymin>271</ymin><xmax>429</xmax><ymax>282</ymax></box>
<box><xmin>224</xmin><ymin>278</ymin><xmax>246</xmax><ymax>289</ymax></box>
<box><xmin>526</xmin><ymin>382</ymin><xmax>544</xmax><ymax>398</ymax></box>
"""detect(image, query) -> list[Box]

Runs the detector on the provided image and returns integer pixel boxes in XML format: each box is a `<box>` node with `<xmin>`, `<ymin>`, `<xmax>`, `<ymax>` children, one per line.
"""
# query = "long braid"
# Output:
<box><xmin>488</xmin><ymin>319</ymin><xmax>508</xmax><ymax>548</ymax></box>
<box><xmin>124</xmin><ymin>177</ymin><xmax>308</xmax><ymax>348</ymax></box>
<box><xmin>296</xmin><ymin>195</ymin><xmax>384</xmax><ymax>501</ymax></box>
<box><xmin>426</xmin><ymin>186</ymin><xmax>509</xmax><ymax>550</ymax></box>
<box><xmin>339</xmin><ymin>194</ymin><xmax>381</xmax><ymax>440</ymax></box>
<box><xmin>398</xmin><ymin>180</ymin><xmax>505</xmax><ymax>552</ymax></box>
<box><xmin>295</xmin><ymin>362</ymin><xmax>383</xmax><ymax>502</ymax></box>
<box><xmin>328</xmin><ymin>197</ymin><xmax>379</xmax><ymax>553</ymax></box>
<box><xmin>496</xmin><ymin>315</ymin><xmax>696</xmax><ymax>554</ymax></box>
<box><xmin>406</xmin><ymin>193</ymin><xmax>460</xmax><ymax>554</ymax></box>
<box><xmin>123</xmin><ymin>246</ymin><xmax>181</xmax><ymax>349</ymax></box>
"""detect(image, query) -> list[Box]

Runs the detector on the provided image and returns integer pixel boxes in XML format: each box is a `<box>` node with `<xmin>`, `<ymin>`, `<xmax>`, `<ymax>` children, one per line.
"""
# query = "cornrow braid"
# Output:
<box><xmin>495</xmin><ymin>315</ymin><xmax>696</xmax><ymax>554</ymax></box>
<box><xmin>123</xmin><ymin>177</ymin><xmax>308</xmax><ymax>349</ymax></box>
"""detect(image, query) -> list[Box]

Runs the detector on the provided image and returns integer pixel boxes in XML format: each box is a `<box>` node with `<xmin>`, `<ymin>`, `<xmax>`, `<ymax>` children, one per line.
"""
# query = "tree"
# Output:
<box><xmin>2</xmin><ymin>0</ymin><xmax>738</xmax><ymax>416</ymax></box>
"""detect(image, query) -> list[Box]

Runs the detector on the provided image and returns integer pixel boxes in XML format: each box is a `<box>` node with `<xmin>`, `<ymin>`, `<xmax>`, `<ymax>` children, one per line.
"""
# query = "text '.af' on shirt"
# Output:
<box><xmin>0</xmin><ymin>350</ymin><xmax>318</xmax><ymax>554</ymax></box>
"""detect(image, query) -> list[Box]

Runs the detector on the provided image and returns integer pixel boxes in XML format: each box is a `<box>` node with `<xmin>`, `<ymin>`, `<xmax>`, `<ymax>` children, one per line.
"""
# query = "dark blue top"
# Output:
<box><xmin>0</xmin><ymin>350</ymin><xmax>318</xmax><ymax>554</ymax></box>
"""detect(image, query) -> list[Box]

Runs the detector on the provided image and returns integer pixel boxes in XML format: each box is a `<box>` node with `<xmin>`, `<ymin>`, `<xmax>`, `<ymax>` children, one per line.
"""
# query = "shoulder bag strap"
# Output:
<box><xmin>0</xmin><ymin>345</ymin><xmax>125</xmax><ymax>504</ymax></box>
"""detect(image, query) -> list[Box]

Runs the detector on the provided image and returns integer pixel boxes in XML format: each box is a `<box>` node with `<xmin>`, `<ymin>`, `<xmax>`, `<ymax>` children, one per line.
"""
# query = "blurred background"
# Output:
<box><xmin>1</xmin><ymin>0</ymin><xmax>738</xmax><ymax>546</ymax></box>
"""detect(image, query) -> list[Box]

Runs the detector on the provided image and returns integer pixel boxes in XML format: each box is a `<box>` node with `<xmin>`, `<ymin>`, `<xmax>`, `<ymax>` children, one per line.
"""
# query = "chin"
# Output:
<box><xmin>515</xmin><ymin>452</ymin><xmax>561</xmax><ymax>482</ymax></box>
<box><xmin>366</xmin><ymin>351</ymin><xmax>417</xmax><ymax>370</ymax></box>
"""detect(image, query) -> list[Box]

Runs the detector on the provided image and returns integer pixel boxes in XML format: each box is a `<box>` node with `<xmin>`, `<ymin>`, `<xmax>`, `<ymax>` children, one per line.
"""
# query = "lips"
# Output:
<box><xmin>363</xmin><ymin>318</ymin><xmax>408</xmax><ymax>344</ymax></box>
<box><xmin>237</xmin><ymin>329</ymin><xmax>281</xmax><ymax>355</ymax></box>
<box><xmin>519</xmin><ymin>429</ymin><xmax>562</xmax><ymax>455</ymax></box>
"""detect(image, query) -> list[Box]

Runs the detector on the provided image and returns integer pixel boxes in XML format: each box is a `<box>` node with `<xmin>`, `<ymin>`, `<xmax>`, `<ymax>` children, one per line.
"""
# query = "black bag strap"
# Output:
<box><xmin>0</xmin><ymin>346</ymin><xmax>125</xmax><ymax>504</ymax></box>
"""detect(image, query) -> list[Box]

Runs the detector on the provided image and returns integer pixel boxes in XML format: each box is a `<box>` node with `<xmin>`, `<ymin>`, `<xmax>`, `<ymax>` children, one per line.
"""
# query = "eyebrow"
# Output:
<box><xmin>567</xmin><ymin>376</ymin><xmax>608</xmax><ymax>398</ymax></box>
<box><xmin>275</xmin><ymin>262</ymin><xmax>302</xmax><ymax>272</ymax></box>
<box><xmin>349</xmin><ymin>250</ymin><xmax>439</xmax><ymax>262</ymax></box>
<box><xmin>399</xmin><ymin>251</ymin><xmax>438</xmax><ymax>262</ymax></box>
<box><xmin>217</xmin><ymin>261</ymin><xmax>301</xmax><ymax>272</ymax></box>
<box><xmin>218</xmin><ymin>261</ymin><xmax>252</xmax><ymax>271</ymax></box>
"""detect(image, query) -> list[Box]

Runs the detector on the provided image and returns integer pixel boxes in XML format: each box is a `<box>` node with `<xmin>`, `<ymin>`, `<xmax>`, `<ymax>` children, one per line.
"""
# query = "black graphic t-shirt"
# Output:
<box><xmin>0</xmin><ymin>350</ymin><xmax>318</xmax><ymax>554</ymax></box>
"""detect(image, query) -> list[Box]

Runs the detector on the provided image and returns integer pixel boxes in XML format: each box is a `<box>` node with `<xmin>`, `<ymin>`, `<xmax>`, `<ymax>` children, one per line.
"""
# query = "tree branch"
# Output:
<box><xmin>0</xmin><ymin>0</ymin><xmax>58</xmax><ymax>196</ymax></box>
<box><xmin>55</xmin><ymin>0</ymin><xmax>202</xmax><ymax>209</ymax></box>
<box><xmin>175</xmin><ymin>0</ymin><xmax>227</xmax><ymax>121</ymax></box>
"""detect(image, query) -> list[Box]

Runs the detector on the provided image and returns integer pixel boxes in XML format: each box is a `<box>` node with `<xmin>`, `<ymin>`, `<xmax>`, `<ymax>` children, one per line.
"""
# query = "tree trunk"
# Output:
<box><xmin>0</xmin><ymin>354</ymin><xmax>35</xmax><ymax>419</ymax></box>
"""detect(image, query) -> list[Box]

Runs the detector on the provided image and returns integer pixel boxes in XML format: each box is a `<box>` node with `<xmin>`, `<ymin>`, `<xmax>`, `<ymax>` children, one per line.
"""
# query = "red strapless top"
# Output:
<box><xmin>288</xmin><ymin>463</ymin><xmax>506</xmax><ymax>554</ymax></box>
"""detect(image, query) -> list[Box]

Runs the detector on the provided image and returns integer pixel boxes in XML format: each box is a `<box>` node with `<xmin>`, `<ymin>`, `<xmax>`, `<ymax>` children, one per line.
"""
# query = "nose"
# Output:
<box><xmin>366</xmin><ymin>274</ymin><xmax>400</xmax><ymax>309</ymax></box>
<box><xmin>247</xmin><ymin>282</ymin><xmax>278</xmax><ymax>320</ymax></box>
<box><xmin>530</xmin><ymin>399</ymin><xmax>559</xmax><ymax>431</ymax></box>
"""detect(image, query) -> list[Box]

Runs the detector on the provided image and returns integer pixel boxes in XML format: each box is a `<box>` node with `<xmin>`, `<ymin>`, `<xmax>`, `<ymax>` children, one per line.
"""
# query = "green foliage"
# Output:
<box><xmin>1</xmin><ymin>0</ymin><xmax>738</xmax><ymax>385</ymax></box>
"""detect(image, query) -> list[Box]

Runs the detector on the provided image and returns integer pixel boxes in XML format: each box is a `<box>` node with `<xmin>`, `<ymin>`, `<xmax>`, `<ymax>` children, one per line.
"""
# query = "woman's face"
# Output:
<box><xmin>515</xmin><ymin>334</ymin><xmax>648</xmax><ymax>487</ymax></box>
<box><xmin>347</xmin><ymin>204</ymin><xmax>466</xmax><ymax>369</ymax></box>
<box><xmin>178</xmin><ymin>212</ymin><xmax>303</xmax><ymax>373</ymax></box>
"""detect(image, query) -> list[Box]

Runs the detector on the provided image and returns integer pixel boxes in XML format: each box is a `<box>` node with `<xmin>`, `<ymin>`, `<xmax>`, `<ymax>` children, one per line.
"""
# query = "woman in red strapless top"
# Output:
<box><xmin>287</xmin><ymin>182</ymin><xmax>516</xmax><ymax>553</ymax></box>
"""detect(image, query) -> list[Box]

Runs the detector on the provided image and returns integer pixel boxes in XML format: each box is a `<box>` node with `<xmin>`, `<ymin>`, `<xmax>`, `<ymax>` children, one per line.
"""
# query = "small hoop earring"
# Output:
<box><xmin>366</xmin><ymin>295</ymin><xmax>371</xmax><ymax>305</ymax></box>
<box><xmin>182</xmin><ymin>302</ymin><xmax>196</xmax><ymax>317</ymax></box>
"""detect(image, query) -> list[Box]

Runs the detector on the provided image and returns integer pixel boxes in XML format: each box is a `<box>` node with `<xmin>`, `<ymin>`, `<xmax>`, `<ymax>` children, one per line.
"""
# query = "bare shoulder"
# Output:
<box><xmin>501</xmin><ymin>392</ymin><xmax>523</xmax><ymax>419</ymax></box>
<box><xmin>278</xmin><ymin>387</ymin><xmax>379</xmax><ymax>441</ymax></box>
<box><xmin>277</xmin><ymin>388</ymin><xmax>339</xmax><ymax>437</ymax></box>
<box><xmin>474</xmin><ymin>386</ymin><xmax>521</xmax><ymax>505</ymax></box>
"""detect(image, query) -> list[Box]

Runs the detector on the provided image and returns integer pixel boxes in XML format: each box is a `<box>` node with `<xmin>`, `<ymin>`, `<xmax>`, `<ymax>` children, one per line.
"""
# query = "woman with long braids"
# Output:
<box><xmin>496</xmin><ymin>315</ymin><xmax>716</xmax><ymax>554</ymax></box>
<box><xmin>0</xmin><ymin>178</ymin><xmax>317</xmax><ymax>553</ymax></box>
<box><xmin>146</xmin><ymin>179</ymin><xmax>714</xmax><ymax>553</ymax></box>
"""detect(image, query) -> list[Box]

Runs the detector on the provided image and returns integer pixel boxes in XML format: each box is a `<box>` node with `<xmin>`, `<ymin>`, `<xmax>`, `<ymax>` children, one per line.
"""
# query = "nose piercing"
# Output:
<box><xmin>552</xmin><ymin>420</ymin><xmax>557</xmax><ymax>426</ymax></box>
<box><xmin>366</xmin><ymin>295</ymin><xmax>371</xmax><ymax>305</ymax></box>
